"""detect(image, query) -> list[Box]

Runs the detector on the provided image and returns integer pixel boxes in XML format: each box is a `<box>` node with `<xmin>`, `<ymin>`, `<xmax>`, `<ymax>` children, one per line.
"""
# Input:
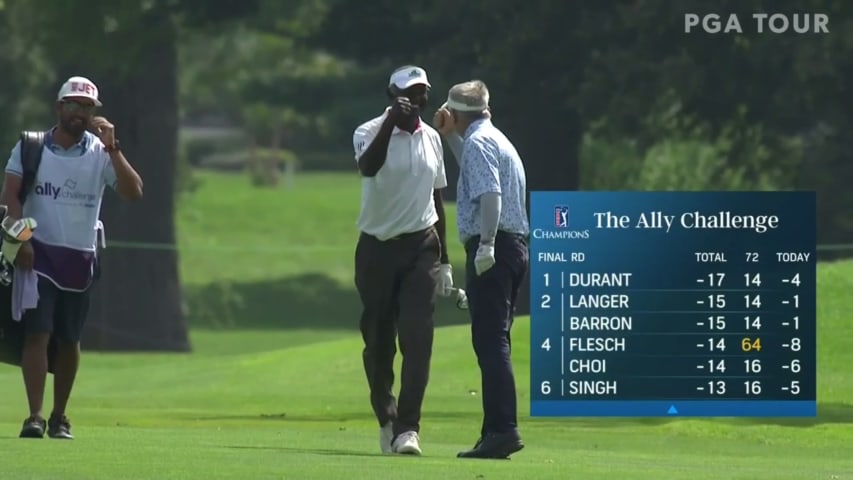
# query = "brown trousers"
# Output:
<box><xmin>354</xmin><ymin>225</ymin><xmax>440</xmax><ymax>436</ymax></box>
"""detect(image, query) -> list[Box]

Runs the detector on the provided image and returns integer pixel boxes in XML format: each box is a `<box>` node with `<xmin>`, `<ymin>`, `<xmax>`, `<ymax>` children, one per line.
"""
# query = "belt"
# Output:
<box><xmin>364</xmin><ymin>225</ymin><xmax>435</xmax><ymax>242</ymax></box>
<box><xmin>464</xmin><ymin>230</ymin><xmax>528</xmax><ymax>249</ymax></box>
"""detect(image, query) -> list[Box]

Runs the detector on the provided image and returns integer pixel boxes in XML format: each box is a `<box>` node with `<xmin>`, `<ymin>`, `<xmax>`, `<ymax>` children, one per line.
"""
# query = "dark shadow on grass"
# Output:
<box><xmin>186</xmin><ymin>411</ymin><xmax>476</xmax><ymax>423</ymax></box>
<box><xmin>526</xmin><ymin>417</ymin><xmax>676</xmax><ymax>428</ymax></box>
<box><xmin>222</xmin><ymin>445</ymin><xmax>384</xmax><ymax>458</ymax></box>
<box><xmin>184</xmin><ymin>270</ymin><xmax>472</xmax><ymax>331</ymax></box>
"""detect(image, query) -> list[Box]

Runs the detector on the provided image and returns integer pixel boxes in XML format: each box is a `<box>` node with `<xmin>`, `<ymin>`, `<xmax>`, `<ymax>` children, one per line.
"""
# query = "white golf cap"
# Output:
<box><xmin>57</xmin><ymin>76</ymin><xmax>102</xmax><ymax>106</ymax></box>
<box><xmin>389</xmin><ymin>66</ymin><xmax>430</xmax><ymax>90</ymax></box>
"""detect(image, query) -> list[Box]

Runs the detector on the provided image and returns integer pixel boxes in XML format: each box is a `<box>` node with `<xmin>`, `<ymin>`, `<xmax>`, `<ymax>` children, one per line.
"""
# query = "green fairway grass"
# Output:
<box><xmin>0</xmin><ymin>171</ymin><xmax>850</xmax><ymax>479</ymax></box>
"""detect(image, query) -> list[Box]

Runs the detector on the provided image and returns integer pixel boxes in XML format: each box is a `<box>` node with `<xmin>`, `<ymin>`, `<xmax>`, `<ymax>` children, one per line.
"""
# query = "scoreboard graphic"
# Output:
<box><xmin>528</xmin><ymin>191</ymin><xmax>816</xmax><ymax>417</ymax></box>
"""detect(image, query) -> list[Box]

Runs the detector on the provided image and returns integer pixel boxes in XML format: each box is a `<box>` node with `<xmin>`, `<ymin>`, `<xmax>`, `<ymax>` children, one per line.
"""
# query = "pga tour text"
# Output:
<box><xmin>684</xmin><ymin>13</ymin><xmax>829</xmax><ymax>34</ymax></box>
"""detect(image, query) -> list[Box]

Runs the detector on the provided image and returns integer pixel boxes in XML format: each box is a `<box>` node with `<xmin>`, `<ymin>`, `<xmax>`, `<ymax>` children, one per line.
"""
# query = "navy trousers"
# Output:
<box><xmin>464</xmin><ymin>231</ymin><xmax>529</xmax><ymax>436</ymax></box>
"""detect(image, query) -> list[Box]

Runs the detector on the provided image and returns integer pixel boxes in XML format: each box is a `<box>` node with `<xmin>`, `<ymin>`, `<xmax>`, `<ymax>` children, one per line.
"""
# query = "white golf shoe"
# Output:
<box><xmin>379</xmin><ymin>421</ymin><xmax>394</xmax><ymax>454</ymax></box>
<box><xmin>391</xmin><ymin>430</ymin><xmax>422</xmax><ymax>455</ymax></box>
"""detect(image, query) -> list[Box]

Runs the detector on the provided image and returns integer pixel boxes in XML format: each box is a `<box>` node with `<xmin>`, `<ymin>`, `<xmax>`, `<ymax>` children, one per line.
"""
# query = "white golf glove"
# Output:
<box><xmin>437</xmin><ymin>263</ymin><xmax>454</xmax><ymax>296</ymax></box>
<box><xmin>474</xmin><ymin>242</ymin><xmax>496</xmax><ymax>276</ymax></box>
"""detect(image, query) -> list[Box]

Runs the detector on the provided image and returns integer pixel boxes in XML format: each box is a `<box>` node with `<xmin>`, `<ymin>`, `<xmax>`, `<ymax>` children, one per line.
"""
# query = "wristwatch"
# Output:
<box><xmin>105</xmin><ymin>140</ymin><xmax>120</xmax><ymax>153</ymax></box>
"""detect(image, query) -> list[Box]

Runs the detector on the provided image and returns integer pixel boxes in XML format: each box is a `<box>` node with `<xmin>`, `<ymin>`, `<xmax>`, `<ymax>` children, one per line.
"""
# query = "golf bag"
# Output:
<box><xmin>0</xmin><ymin>130</ymin><xmax>59</xmax><ymax>373</ymax></box>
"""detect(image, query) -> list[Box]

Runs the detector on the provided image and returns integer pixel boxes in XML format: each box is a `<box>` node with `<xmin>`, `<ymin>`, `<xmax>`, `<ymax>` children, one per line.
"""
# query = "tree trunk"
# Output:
<box><xmin>248</xmin><ymin>133</ymin><xmax>261</xmax><ymax>185</ymax></box>
<box><xmin>268</xmin><ymin>117</ymin><xmax>281</xmax><ymax>187</ymax></box>
<box><xmin>77</xmin><ymin>13</ymin><xmax>189</xmax><ymax>351</ymax></box>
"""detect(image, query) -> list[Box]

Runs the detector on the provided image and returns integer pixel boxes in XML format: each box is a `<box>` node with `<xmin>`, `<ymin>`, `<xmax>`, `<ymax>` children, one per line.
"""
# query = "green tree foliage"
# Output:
<box><xmin>178</xmin><ymin>0</ymin><xmax>371</xmax><ymax>171</ymax></box>
<box><xmin>176</xmin><ymin>0</ymin><xmax>852</xmax><ymax>242</ymax></box>
<box><xmin>0</xmin><ymin>0</ymin><xmax>271</xmax><ymax>350</ymax></box>
<box><xmin>576</xmin><ymin>0</ymin><xmax>852</xmax><ymax>242</ymax></box>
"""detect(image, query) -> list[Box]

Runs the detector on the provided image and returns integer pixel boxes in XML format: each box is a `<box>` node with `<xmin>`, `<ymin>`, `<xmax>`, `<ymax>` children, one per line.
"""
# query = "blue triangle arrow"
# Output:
<box><xmin>667</xmin><ymin>405</ymin><xmax>678</xmax><ymax>415</ymax></box>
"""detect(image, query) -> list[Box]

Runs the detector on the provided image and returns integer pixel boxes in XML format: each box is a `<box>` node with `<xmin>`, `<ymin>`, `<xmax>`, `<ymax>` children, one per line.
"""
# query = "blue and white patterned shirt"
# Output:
<box><xmin>456</xmin><ymin>118</ymin><xmax>529</xmax><ymax>243</ymax></box>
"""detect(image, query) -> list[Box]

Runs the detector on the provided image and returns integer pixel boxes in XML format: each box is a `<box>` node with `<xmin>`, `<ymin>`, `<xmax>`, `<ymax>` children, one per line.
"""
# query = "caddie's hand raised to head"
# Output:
<box><xmin>89</xmin><ymin>116</ymin><xmax>116</xmax><ymax>146</ymax></box>
<box><xmin>389</xmin><ymin>96</ymin><xmax>415</xmax><ymax>123</ymax></box>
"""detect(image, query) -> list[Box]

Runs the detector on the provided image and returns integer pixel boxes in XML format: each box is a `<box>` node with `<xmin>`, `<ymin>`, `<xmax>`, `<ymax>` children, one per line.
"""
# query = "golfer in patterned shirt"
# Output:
<box><xmin>434</xmin><ymin>79</ymin><xmax>530</xmax><ymax>459</ymax></box>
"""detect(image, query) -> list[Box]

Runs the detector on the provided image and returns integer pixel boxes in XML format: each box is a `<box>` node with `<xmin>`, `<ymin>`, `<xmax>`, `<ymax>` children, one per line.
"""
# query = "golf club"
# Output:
<box><xmin>450</xmin><ymin>287</ymin><xmax>468</xmax><ymax>310</ymax></box>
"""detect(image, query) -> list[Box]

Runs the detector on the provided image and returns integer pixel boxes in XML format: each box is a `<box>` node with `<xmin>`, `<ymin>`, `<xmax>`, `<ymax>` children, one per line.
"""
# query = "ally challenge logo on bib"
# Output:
<box><xmin>34</xmin><ymin>178</ymin><xmax>98</xmax><ymax>207</ymax></box>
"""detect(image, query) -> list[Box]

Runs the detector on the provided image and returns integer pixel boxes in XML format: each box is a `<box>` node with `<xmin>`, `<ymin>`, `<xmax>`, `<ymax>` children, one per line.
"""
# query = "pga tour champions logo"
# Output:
<box><xmin>533</xmin><ymin>205</ymin><xmax>589</xmax><ymax>240</ymax></box>
<box><xmin>554</xmin><ymin>206</ymin><xmax>569</xmax><ymax>228</ymax></box>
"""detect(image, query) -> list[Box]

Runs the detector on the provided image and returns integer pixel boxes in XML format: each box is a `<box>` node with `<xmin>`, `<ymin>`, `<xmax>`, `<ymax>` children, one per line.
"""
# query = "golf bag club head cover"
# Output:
<box><xmin>1</xmin><ymin>216</ymin><xmax>37</xmax><ymax>268</ymax></box>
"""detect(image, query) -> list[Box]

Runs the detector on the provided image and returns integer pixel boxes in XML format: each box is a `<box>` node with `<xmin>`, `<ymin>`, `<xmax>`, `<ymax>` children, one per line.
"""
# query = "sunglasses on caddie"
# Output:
<box><xmin>60</xmin><ymin>100</ymin><xmax>96</xmax><ymax>115</ymax></box>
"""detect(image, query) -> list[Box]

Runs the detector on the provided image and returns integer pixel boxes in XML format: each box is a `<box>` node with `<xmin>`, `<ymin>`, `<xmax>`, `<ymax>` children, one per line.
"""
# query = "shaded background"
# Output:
<box><xmin>0</xmin><ymin>0</ymin><xmax>849</xmax><ymax>351</ymax></box>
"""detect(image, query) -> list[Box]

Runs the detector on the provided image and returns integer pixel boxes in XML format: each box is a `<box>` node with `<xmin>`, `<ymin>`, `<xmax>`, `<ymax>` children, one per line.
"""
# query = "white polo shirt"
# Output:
<box><xmin>353</xmin><ymin>109</ymin><xmax>447</xmax><ymax>240</ymax></box>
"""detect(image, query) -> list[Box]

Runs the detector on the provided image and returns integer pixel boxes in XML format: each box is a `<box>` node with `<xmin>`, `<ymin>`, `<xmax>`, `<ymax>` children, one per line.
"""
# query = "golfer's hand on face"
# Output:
<box><xmin>432</xmin><ymin>107</ymin><xmax>456</xmax><ymax>136</ymax></box>
<box><xmin>474</xmin><ymin>242</ymin><xmax>496</xmax><ymax>276</ymax></box>
<box><xmin>389</xmin><ymin>97</ymin><xmax>415</xmax><ymax>123</ymax></box>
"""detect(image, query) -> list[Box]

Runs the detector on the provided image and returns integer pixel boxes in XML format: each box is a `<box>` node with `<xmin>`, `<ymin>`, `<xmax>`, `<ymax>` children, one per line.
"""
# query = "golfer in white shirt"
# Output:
<box><xmin>352</xmin><ymin>65</ymin><xmax>454</xmax><ymax>456</ymax></box>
